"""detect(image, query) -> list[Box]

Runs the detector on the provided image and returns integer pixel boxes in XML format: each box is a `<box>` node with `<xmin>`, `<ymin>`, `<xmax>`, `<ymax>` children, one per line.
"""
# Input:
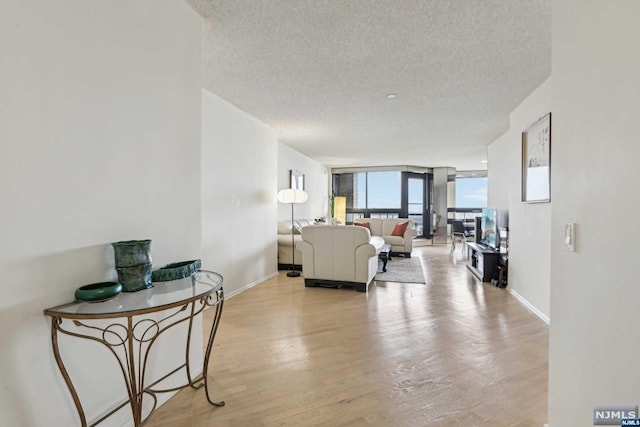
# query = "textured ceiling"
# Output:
<box><xmin>187</xmin><ymin>0</ymin><xmax>551</xmax><ymax>171</ymax></box>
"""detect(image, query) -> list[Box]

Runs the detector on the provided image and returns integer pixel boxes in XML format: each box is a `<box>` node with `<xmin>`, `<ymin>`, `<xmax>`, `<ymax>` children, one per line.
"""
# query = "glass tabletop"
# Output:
<box><xmin>44</xmin><ymin>270</ymin><xmax>223</xmax><ymax>319</ymax></box>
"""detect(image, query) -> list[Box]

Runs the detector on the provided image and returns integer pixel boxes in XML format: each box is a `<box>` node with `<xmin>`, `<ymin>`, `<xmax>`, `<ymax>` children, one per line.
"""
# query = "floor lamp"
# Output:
<box><xmin>277</xmin><ymin>188</ymin><xmax>308</xmax><ymax>277</ymax></box>
<box><xmin>333</xmin><ymin>196</ymin><xmax>346</xmax><ymax>225</ymax></box>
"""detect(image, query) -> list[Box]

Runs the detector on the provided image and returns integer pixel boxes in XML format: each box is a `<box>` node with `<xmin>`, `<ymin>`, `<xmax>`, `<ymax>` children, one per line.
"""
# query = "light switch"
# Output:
<box><xmin>564</xmin><ymin>223</ymin><xmax>575</xmax><ymax>252</ymax></box>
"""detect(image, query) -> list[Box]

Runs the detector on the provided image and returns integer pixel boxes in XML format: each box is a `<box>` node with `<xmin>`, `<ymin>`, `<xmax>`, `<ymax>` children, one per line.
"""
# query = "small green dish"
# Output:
<box><xmin>75</xmin><ymin>281</ymin><xmax>123</xmax><ymax>302</ymax></box>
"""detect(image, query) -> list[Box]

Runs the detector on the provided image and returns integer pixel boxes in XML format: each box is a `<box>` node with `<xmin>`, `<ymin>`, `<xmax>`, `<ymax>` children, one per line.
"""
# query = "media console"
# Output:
<box><xmin>465</xmin><ymin>242</ymin><xmax>500</xmax><ymax>282</ymax></box>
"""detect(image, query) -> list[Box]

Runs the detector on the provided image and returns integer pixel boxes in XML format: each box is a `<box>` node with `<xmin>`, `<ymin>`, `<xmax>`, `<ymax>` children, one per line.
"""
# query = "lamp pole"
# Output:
<box><xmin>277</xmin><ymin>188</ymin><xmax>308</xmax><ymax>278</ymax></box>
<box><xmin>288</xmin><ymin>202</ymin><xmax>300</xmax><ymax>277</ymax></box>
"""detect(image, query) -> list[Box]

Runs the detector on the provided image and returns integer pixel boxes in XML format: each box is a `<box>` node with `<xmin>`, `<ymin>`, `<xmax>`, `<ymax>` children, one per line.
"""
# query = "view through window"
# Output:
<box><xmin>332</xmin><ymin>171</ymin><xmax>429</xmax><ymax>237</ymax></box>
<box><xmin>333</xmin><ymin>171</ymin><xmax>403</xmax><ymax>224</ymax></box>
<box><xmin>455</xmin><ymin>177</ymin><xmax>488</xmax><ymax>208</ymax></box>
<box><xmin>367</xmin><ymin>172</ymin><xmax>401</xmax><ymax>208</ymax></box>
<box><xmin>452</xmin><ymin>176</ymin><xmax>488</xmax><ymax>228</ymax></box>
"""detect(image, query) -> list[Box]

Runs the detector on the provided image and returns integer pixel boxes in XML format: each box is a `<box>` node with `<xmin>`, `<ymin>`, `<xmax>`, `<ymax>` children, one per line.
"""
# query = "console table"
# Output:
<box><xmin>43</xmin><ymin>270</ymin><xmax>225</xmax><ymax>427</ymax></box>
<box><xmin>465</xmin><ymin>242</ymin><xmax>500</xmax><ymax>282</ymax></box>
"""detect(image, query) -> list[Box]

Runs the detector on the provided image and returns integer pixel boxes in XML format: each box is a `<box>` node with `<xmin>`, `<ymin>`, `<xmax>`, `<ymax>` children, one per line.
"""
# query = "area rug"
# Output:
<box><xmin>375</xmin><ymin>256</ymin><xmax>426</xmax><ymax>284</ymax></box>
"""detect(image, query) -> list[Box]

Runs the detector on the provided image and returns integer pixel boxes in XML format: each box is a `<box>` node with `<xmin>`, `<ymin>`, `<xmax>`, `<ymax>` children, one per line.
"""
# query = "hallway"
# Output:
<box><xmin>148</xmin><ymin>245</ymin><xmax>548</xmax><ymax>426</ymax></box>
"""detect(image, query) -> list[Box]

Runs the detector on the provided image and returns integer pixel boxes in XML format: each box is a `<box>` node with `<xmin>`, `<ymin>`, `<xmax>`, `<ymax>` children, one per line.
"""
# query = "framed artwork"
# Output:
<box><xmin>522</xmin><ymin>113</ymin><xmax>551</xmax><ymax>203</ymax></box>
<box><xmin>290</xmin><ymin>169</ymin><xmax>305</xmax><ymax>190</ymax></box>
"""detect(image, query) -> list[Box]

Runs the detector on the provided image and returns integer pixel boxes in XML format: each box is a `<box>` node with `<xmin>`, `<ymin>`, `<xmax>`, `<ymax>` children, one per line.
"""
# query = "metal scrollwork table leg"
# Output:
<box><xmin>45</xmin><ymin>272</ymin><xmax>224</xmax><ymax>427</ymax></box>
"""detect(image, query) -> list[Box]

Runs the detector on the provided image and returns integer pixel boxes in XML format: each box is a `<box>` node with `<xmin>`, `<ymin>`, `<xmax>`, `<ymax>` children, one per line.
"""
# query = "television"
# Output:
<box><xmin>480</xmin><ymin>208</ymin><xmax>498</xmax><ymax>249</ymax></box>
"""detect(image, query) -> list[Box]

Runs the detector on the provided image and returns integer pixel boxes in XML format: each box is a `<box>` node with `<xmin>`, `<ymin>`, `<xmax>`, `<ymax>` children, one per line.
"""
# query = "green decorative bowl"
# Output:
<box><xmin>152</xmin><ymin>259</ymin><xmax>202</xmax><ymax>282</ymax></box>
<box><xmin>75</xmin><ymin>282</ymin><xmax>123</xmax><ymax>302</ymax></box>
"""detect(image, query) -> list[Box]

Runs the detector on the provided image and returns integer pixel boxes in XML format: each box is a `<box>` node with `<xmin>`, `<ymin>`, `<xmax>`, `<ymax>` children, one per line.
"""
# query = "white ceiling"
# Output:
<box><xmin>187</xmin><ymin>0</ymin><xmax>551</xmax><ymax>171</ymax></box>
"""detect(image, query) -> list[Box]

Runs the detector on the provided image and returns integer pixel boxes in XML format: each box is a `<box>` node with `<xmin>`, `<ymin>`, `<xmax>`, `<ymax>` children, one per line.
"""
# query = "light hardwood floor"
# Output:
<box><xmin>147</xmin><ymin>245</ymin><xmax>548</xmax><ymax>427</ymax></box>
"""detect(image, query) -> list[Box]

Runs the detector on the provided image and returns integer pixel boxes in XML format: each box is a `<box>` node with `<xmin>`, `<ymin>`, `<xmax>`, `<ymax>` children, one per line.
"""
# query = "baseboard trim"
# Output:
<box><xmin>225</xmin><ymin>271</ymin><xmax>279</xmax><ymax>300</ymax></box>
<box><xmin>508</xmin><ymin>288</ymin><xmax>550</xmax><ymax>325</ymax></box>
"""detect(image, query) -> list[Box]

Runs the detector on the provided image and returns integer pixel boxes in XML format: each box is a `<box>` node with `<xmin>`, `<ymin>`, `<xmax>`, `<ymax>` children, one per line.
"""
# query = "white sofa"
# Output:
<box><xmin>353</xmin><ymin>218</ymin><xmax>417</xmax><ymax>257</ymax></box>
<box><xmin>277</xmin><ymin>219</ymin><xmax>315</xmax><ymax>269</ymax></box>
<box><xmin>297</xmin><ymin>225</ymin><xmax>385</xmax><ymax>292</ymax></box>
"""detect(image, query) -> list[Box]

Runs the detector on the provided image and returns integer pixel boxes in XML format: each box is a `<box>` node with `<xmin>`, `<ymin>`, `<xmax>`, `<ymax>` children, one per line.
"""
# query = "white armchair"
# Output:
<box><xmin>296</xmin><ymin>225</ymin><xmax>383</xmax><ymax>292</ymax></box>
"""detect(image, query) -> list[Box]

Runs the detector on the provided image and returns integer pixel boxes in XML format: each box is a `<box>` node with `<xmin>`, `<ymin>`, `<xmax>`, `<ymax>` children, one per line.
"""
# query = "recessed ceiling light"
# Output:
<box><xmin>471</xmin><ymin>173</ymin><xmax>477</xmax><ymax>176</ymax></box>
<box><xmin>386</xmin><ymin>93</ymin><xmax>397</xmax><ymax>99</ymax></box>
<box><xmin>480</xmin><ymin>160</ymin><xmax>488</xmax><ymax>163</ymax></box>
<box><xmin>456</xmin><ymin>175</ymin><xmax>463</xmax><ymax>178</ymax></box>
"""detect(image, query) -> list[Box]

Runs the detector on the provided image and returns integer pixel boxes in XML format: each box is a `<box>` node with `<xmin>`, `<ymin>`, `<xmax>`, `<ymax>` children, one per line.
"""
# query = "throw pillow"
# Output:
<box><xmin>354</xmin><ymin>222</ymin><xmax>370</xmax><ymax>230</ymax></box>
<box><xmin>391</xmin><ymin>221</ymin><xmax>409</xmax><ymax>236</ymax></box>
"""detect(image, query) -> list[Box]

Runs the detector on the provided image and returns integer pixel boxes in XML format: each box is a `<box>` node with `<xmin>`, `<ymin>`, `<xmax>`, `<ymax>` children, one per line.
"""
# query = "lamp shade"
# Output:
<box><xmin>333</xmin><ymin>196</ymin><xmax>346</xmax><ymax>225</ymax></box>
<box><xmin>277</xmin><ymin>188</ymin><xmax>308</xmax><ymax>204</ymax></box>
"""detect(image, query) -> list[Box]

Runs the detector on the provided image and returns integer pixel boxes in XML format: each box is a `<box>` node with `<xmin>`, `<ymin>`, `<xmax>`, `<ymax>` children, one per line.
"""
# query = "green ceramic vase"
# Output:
<box><xmin>111</xmin><ymin>239</ymin><xmax>152</xmax><ymax>268</ymax></box>
<box><xmin>116</xmin><ymin>263</ymin><xmax>153</xmax><ymax>292</ymax></box>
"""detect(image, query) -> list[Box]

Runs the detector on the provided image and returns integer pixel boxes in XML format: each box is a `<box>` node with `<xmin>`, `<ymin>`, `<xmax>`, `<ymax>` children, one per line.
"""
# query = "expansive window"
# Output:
<box><xmin>455</xmin><ymin>177</ymin><xmax>488</xmax><ymax>208</ymax></box>
<box><xmin>450</xmin><ymin>176</ymin><xmax>487</xmax><ymax>230</ymax></box>
<box><xmin>333</xmin><ymin>171</ymin><xmax>402</xmax><ymax>224</ymax></box>
<box><xmin>355</xmin><ymin>173</ymin><xmax>366</xmax><ymax>209</ymax></box>
<box><xmin>367</xmin><ymin>172</ymin><xmax>401</xmax><ymax>208</ymax></box>
<box><xmin>334</xmin><ymin>171</ymin><xmax>483</xmax><ymax>237</ymax></box>
<box><xmin>332</xmin><ymin>170</ymin><xmax>431</xmax><ymax>237</ymax></box>
<box><xmin>407</xmin><ymin>176</ymin><xmax>425</xmax><ymax>236</ymax></box>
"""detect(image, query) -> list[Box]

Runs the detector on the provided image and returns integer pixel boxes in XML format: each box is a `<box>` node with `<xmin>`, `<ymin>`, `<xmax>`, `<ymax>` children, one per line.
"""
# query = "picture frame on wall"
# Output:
<box><xmin>522</xmin><ymin>112</ymin><xmax>551</xmax><ymax>203</ymax></box>
<box><xmin>290</xmin><ymin>169</ymin><xmax>305</xmax><ymax>190</ymax></box>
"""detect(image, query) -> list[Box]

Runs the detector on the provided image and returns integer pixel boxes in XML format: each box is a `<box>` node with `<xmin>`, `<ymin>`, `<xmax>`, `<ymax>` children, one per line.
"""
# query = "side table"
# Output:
<box><xmin>43</xmin><ymin>270</ymin><xmax>225</xmax><ymax>427</ymax></box>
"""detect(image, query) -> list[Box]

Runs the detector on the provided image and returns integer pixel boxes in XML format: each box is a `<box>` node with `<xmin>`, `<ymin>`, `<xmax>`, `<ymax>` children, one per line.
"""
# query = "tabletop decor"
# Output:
<box><xmin>152</xmin><ymin>259</ymin><xmax>202</xmax><ymax>282</ymax></box>
<box><xmin>74</xmin><ymin>281</ymin><xmax>122</xmax><ymax>302</ymax></box>
<box><xmin>112</xmin><ymin>239</ymin><xmax>153</xmax><ymax>291</ymax></box>
<box><xmin>116</xmin><ymin>263</ymin><xmax>152</xmax><ymax>292</ymax></box>
<box><xmin>111</xmin><ymin>239</ymin><xmax>152</xmax><ymax>266</ymax></box>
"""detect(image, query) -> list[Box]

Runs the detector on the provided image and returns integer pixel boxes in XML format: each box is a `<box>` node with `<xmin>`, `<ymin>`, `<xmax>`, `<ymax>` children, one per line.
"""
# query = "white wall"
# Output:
<box><xmin>488</xmin><ymin>78</ymin><xmax>552</xmax><ymax>321</ymax></box>
<box><xmin>0</xmin><ymin>1</ymin><xmax>202</xmax><ymax>426</ymax></box>
<box><xmin>487</xmin><ymin>134</ymin><xmax>511</xmax><ymax>219</ymax></box>
<box><xmin>549</xmin><ymin>2</ymin><xmax>640</xmax><ymax>425</ymax></box>
<box><xmin>277</xmin><ymin>143</ymin><xmax>330</xmax><ymax>222</ymax></box>
<box><xmin>201</xmin><ymin>89</ymin><xmax>279</xmax><ymax>298</ymax></box>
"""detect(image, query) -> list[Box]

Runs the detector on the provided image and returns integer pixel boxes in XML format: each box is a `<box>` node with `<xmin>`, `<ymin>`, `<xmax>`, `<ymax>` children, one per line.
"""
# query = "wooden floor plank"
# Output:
<box><xmin>147</xmin><ymin>245</ymin><xmax>548</xmax><ymax>426</ymax></box>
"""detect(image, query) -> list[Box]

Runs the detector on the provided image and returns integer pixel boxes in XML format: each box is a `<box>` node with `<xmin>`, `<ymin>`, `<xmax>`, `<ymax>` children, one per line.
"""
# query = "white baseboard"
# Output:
<box><xmin>508</xmin><ymin>288</ymin><xmax>550</xmax><ymax>325</ymax></box>
<box><xmin>225</xmin><ymin>271</ymin><xmax>279</xmax><ymax>299</ymax></box>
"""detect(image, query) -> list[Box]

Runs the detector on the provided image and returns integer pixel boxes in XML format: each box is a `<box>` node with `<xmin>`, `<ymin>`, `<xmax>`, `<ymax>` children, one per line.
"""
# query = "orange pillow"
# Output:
<box><xmin>391</xmin><ymin>221</ymin><xmax>409</xmax><ymax>236</ymax></box>
<box><xmin>354</xmin><ymin>222</ymin><xmax>370</xmax><ymax>230</ymax></box>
